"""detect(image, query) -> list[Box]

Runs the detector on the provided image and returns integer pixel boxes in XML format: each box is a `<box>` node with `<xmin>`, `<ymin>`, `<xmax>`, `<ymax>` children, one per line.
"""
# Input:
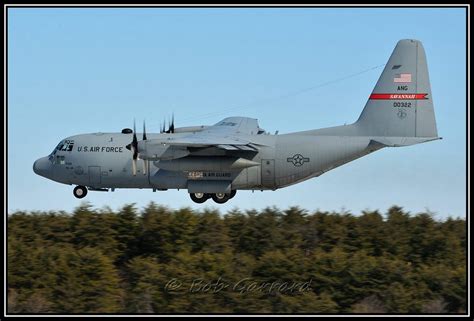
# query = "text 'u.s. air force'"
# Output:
<box><xmin>77</xmin><ymin>146</ymin><xmax>124</xmax><ymax>152</ymax></box>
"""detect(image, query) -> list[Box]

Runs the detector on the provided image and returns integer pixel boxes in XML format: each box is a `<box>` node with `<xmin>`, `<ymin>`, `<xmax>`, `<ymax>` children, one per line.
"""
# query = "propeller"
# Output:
<box><xmin>125</xmin><ymin>120</ymin><xmax>147</xmax><ymax>176</ymax></box>
<box><xmin>125</xmin><ymin>114</ymin><xmax>175</xmax><ymax>175</ymax></box>
<box><xmin>165</xmin><ymin>113</ymin><xmax>175</xmax><ymax>133</ymax></box>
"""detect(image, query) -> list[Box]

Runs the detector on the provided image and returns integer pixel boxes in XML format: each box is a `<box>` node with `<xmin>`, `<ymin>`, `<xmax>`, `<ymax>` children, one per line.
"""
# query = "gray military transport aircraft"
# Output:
<box><xmin>34</xmin><ymin>39</ymin><xmax>440</xmax><ymax>204</ymax></box>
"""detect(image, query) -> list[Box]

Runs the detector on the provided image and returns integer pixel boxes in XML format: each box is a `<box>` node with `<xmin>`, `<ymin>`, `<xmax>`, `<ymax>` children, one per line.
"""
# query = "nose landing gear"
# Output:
<box><xmin>73</xmin><ymin>185</ymin><xmax>88</xmax><ymax>199</ymax></box>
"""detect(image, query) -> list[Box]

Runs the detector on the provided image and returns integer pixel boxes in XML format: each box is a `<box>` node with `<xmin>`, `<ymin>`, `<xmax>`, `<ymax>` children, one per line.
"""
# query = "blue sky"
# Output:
<box><xmin>7</xmin><ymin>7</ymin><xmax>467</xmax><ymax>219</ymax></box>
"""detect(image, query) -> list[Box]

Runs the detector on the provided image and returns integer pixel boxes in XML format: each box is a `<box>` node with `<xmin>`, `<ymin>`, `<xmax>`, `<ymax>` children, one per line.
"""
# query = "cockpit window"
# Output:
<box><xmin>48</xmin><ymin>140</ymin><xmax>74</xmax><ymax>163</ymax></box>
<box><xmin>52</xmin><ymin>142</ymin><xmax>62</xmax><ymax>153</ymax></box>
<box><xmin>50</xmin><ymin>140</ymin><xmax>74</xmax><ymax>154</ymax></box>
<box><xmin>48</xmin><ymin>142</ymin><xmax>62</xmax><ymax>162</ymax></box>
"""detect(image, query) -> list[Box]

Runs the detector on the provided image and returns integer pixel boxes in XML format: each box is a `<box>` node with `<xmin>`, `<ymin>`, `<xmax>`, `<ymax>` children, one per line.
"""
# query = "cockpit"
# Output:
<box><xmin>48</xmin><ymin>139</ymin><xmax>74</xmax><ymax>164</ymax></box>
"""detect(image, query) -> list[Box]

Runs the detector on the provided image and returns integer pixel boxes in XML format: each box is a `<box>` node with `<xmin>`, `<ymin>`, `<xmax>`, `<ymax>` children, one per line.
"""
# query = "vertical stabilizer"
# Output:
<box><xmin>356</xmin><ymin>39</ymin><xmax>438</xmax><ymax>138</ymax></box>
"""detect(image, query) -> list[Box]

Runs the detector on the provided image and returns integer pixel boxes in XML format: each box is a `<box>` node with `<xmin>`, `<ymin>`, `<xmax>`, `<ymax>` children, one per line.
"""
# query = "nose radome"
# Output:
<box><xmin>33</xmin><ymin>159</ymin><xmax>39</xmax><ymax>174</ymax></box>
<box><xmin>33</xmin><ymin>157</ymin><xmax>50</xmax><ymax>177</ymax></box>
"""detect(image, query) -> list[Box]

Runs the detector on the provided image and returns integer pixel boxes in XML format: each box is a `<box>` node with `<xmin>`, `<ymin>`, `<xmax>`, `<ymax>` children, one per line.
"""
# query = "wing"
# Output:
<box><xmin>138</xmin><ymin>117</ymin><xmax>266</xmax><ymax>160</ymax></box>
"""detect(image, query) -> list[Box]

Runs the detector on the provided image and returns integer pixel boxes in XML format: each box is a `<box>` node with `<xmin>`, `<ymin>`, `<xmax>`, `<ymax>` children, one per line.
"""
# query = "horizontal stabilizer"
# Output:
<box><xmin>371</xmin><ymin>136</ymin><xmax>441</xmax><ymax>147</ymax></box>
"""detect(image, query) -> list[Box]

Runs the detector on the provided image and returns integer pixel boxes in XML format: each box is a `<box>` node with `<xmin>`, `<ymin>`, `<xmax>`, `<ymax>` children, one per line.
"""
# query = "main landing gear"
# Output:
<box><xmin>190</xmin><ymin>190</ymin><xmax>236</xmax><ymax>204</ymax></box>
<box><xmin>73</xmin><ymin>185</ymin><xmax>88</xmax><ymax>199</ymax></box>
<box><xmin>190</xmin><ymin>192</ymin><xmax>210</xmax><ymax>204</ymax></box>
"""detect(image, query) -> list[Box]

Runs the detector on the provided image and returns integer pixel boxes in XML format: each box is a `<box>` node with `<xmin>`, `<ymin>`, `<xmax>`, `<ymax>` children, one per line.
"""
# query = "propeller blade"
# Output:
<box><xmin>142</xmin><ymin>159</ymin><xmax>148</xmax><ymax>175</ymax></box>
<box><xmin>165</xmin><ymin>114</ymin><xmax>175</xmax><ymax>133</ymax></box>
<box><xmin>140</xmin><ymin>120</ymin><xmax>147</xmax><ymax>175</ymax></box>
<box><xmin>131</xmin><ymin>120</ymin><xmax>138</xmax><ymax>175</ymax></box>
<box><xmin>132</xmin><ymin>121</ymin><xmax>138</xmax><ymax>154</ymax></box>
<box><xmin>132</xmin><ymin>158</ymin><xmax>137</xmax><ymax>176</ymax></box>
<box><xmin>170</xmin><ymin>113</ymin><xmax>175</xmax><ymax>133</ymax></box>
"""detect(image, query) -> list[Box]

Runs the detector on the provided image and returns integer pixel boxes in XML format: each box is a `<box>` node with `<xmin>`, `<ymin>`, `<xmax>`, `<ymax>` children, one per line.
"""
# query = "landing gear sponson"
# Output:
<box><xmin>189</xmin><ymin>190</ymin><xmax>236</xmax><ymax>204</ymax></box>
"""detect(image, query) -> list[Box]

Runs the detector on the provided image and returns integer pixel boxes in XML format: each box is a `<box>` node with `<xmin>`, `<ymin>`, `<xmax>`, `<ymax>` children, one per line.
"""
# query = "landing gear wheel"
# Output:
<box><xmin>73</xmin><ymin>186</ymin><xmax>88</xmax><ymax>199</ymax></box>
<box><xmin>229</xmin><ymin>190</ymin><xmax>237</xmax><ymax>199</ymax></box>
<box><xmin>190</xmin><ymin>192</ymin><xmax>210</xmax><ymax>204</ymax></box>
<box><xmin>212</xmin><ymin>192</ymin><xmax>231</xmax><ymax>204</ymax></box>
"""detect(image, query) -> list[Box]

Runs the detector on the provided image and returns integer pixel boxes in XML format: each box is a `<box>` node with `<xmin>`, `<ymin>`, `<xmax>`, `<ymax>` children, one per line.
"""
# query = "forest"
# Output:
<box><xmin>7</xmin><ymin>203</ymin><xmax>466</xmax><ymax>314</ymax></box>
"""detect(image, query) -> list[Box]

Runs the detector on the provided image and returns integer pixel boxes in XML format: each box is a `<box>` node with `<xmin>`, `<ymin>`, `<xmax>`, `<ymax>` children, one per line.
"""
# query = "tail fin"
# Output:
<box><xmin>356</xmin><ymin>39</ymin><xmax>438</xmax><ymax>138</ymax></box>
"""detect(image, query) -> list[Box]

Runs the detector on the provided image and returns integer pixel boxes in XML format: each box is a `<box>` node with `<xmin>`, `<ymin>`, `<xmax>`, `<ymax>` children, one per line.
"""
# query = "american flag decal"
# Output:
<box><xmin>394</xmin><ymin>73</ymin><xmax>412</xmax><ymax>83</ymax></box>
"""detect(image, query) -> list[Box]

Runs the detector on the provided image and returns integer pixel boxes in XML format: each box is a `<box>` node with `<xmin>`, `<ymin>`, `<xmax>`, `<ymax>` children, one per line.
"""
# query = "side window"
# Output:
<box><xmin>55</xmin><ymin>155</ymin><xmax>66</xmax><ymax>165</ymax></box>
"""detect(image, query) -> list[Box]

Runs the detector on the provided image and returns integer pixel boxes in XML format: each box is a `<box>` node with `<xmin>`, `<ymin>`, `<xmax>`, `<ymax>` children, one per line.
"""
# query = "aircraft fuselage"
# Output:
<box><xmin>34</xmin><ymin>131</ymin><xmax>376</xmax><ymax>192</ymax></box>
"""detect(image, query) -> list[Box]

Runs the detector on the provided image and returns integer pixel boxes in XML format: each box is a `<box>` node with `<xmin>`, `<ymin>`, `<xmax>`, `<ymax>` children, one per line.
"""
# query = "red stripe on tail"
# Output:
<box><xmin>369</xmin><ymin>93</ymin><xmax>428</xmax><ymax>100</ymax></box>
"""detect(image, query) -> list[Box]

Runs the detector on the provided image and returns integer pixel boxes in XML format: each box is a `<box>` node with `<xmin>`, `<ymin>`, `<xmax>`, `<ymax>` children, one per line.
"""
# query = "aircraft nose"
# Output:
<box><xmin>33</xmin><ymin>157</ymin><xmax>50</xmax><ymax>177</ymax></box>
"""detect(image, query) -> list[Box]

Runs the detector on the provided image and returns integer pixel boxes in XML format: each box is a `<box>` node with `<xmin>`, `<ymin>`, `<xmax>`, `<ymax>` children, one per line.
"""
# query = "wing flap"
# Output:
<box><xmin>235</xmin><ymin>145</ymin><xmax>258</xmax><ymax>151</ymax></box>
<box><xmin>217</xmin><ymin>144</ymin><xmax>241</xmax><ymax>150</ymax></box>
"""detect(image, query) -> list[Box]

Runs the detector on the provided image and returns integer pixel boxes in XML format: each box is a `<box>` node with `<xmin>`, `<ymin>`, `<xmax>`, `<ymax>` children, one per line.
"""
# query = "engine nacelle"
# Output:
<box><xmin>137</xmin><ymin>141</ymin><xmax>189</xmax><ymax>160</ymax></box>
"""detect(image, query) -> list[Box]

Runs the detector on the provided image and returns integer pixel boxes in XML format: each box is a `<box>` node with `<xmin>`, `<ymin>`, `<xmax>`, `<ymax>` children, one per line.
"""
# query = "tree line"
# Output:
<box><xmin>7</xmin><ymin>203</ymin><xmax>466</xmax><ymax>314</ymax></box>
